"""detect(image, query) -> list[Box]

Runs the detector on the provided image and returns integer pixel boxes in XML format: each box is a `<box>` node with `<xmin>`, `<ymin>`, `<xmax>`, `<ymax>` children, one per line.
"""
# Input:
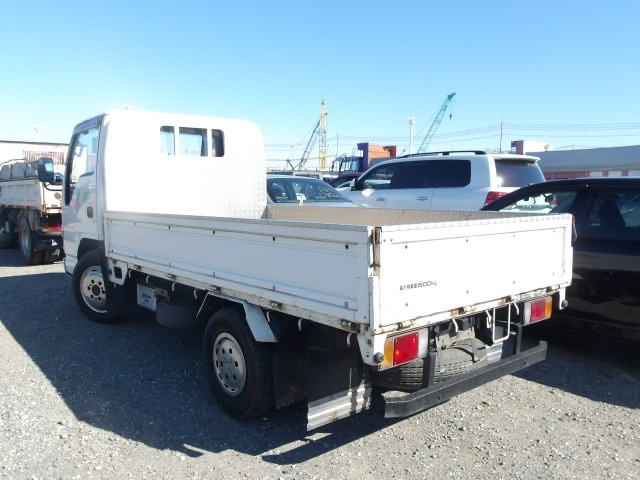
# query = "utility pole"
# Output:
<box><xmin>408</xmin><ymin>117</ymin><xmax>416</xmax><ymax>154</ymax></box>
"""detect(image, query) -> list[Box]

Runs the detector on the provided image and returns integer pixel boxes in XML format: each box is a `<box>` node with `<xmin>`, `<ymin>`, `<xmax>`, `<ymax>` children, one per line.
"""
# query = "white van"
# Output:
<box><xmin>340</xmin><ymin>151</ymin><xmax>545</xmax><ymax>210</ymax></box>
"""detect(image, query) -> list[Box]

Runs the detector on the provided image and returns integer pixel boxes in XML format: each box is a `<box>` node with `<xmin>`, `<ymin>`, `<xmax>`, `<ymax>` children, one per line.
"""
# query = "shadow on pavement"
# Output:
<box><xmin>1</xmin><ymin>249</ymin><xmax>637</xmax><ymax>465</ymax></box>
<box><xmin>0</xmin><ymin>250</ymin><xmax>400</xmax><ymax>463</ymax></box>
<box><xmin>514</xmin><ymin>333</ymin><xmax>640</xmax><ymax>409</ymax></box>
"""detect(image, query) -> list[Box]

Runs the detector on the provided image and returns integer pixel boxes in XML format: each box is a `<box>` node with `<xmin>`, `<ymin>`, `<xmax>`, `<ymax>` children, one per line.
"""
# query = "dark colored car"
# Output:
<box><xmin>482</xmin><ymin>177</ymin><xmax>640</xmax><ymax>345</ymax></box>
<box><xmin>328</xmin><ymin>173</ymin><xmax>360</xmax><ymax>189</ymax></box>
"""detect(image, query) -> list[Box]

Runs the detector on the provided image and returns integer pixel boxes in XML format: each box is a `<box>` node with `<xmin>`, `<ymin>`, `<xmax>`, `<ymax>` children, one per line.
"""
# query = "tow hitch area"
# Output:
<box><xmin>383</xmin><ymin>341</ymin><xmax>547</xmax><ymax>418</ymax></box>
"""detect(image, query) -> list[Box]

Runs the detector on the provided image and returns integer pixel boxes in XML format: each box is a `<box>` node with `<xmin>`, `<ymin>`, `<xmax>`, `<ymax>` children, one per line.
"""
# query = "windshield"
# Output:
<box><xmin>267</xmin><ymin>177</ymin><xmax>351</xmax><ymax>204</ymax></box>
<box><xmin>338</xmin><ymin>157</ymin><xmax>361</xmax><ymax>174</ymax></box>
<box><xmin>495</xmin><ymin>160</ymin><xmax>545</xmax><ymax>187</ymax></box>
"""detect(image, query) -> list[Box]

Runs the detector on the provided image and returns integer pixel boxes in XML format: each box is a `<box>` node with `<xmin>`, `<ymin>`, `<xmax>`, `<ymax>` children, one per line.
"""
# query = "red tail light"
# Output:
<box><xmin>393</xmin><ymin>333</ymin><xmax>418</xmax><ymax>365</ymax></box>
<box><xmin>485</xmin><ymin>191</ymin><xmax>507</xmax><ymax>205</ymax></box>
<box><xmin>42</xmin><ymin>224</ymin><xmax>63</xmax><ymax>233</ymax></box>
<box><xmin>381</xmin><ymin>332</ymin><xmax>419</xmax><ymax>369</ymax></box>
<box><xmin>524</xmin><ymin>297</ymin><xmax>553</xmax><ymax>324</ymax></box>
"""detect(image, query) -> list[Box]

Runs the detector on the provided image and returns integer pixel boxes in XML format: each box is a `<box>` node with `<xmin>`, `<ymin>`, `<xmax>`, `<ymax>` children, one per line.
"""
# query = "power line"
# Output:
<box><xmin>266</xmin><ymin>121</ymin><xmax>640</xmax><ymax>163</ymax></box>
<box><xmin>503</xmin><ymin>122</ymin><xmax>640</xmax><ymax>131</ymax></box>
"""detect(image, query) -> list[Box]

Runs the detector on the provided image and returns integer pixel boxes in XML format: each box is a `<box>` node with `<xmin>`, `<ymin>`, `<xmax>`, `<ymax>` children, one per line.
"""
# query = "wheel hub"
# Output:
<box><xmin>20</xmin><ymin>226</ymin><xmax>30</xmax><ymax>254</ymax></box>
<box><xmin>80</xmin><ymin>266</ymin><xmax>107</xmax><ymax>313</ymax></box>
<box><xmin>213</xmin><ymin>333</ymin><xmax>246</xmax><ymax>396</ymax></box>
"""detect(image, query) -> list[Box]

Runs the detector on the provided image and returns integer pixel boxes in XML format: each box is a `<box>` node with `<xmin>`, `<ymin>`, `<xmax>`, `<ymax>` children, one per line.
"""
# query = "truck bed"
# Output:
<box><xmin>0</xmin><ymin>177</ymin><xmax>61</xmax><ymax>211</ymax></box>
<box><xmin>100</xmin><ymin>205</ymin><xmax>573</xmax><ymax>357</ymax></box>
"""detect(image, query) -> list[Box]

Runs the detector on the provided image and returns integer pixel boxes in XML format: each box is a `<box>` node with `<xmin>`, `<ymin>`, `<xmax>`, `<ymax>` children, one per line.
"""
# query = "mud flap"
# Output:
<box><xmin>273</xmin><ymin>340</ymin><xmax>308</xmax><ymax>409</ymax></box>
<box><xmin>100</xmin><ymin>250</ymin><xmax>134</xmax><ymax>316</ymax></box>
<box><xmin>306</xmin><ymin>325</ymin><xmax>371</xmax><ymax>430</ymax></box>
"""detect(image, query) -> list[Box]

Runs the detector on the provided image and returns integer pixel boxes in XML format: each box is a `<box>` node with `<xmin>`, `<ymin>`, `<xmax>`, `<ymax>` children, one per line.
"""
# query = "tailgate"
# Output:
<box><xmin>374</xmin><ymin>214</ymin><xmax>573</xmax><ymax>329</ymax></box>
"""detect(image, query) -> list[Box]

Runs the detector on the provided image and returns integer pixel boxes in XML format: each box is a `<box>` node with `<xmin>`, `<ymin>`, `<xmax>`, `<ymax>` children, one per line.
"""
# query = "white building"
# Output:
<box><xmin>530</xmin><ymin>145</ymin><xmax>640</xmax><ymax>180</ymax></box>
<box><xmin>0</xmin><ymin>140</ymin><xmax>68</xmax><ymax>166</ymax></box>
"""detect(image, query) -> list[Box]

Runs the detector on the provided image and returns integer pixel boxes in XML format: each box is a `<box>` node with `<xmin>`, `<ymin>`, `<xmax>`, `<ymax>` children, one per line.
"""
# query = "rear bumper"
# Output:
<box><xmin>384</xmin><ymin>340</ymin><xmax>547</xmax><ymax>418</ymax></box>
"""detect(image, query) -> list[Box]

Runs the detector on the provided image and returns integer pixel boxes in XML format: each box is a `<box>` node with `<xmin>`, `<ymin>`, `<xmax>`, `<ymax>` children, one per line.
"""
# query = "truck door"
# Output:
<box><xmin>63</xmin><ymin>119</ymin><xmax>102</xmax><ymax>272</ymax></box>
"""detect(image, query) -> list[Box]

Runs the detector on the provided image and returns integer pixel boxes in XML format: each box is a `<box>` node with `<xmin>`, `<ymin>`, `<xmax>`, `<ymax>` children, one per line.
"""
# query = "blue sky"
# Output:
<box><xmin>1</xmin><ymin>0</ymin><xmax>639</xmax><ymax>168</ymax></box>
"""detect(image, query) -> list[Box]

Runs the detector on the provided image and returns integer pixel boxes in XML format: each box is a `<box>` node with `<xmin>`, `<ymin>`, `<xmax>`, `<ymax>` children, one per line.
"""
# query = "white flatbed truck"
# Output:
<box><xmin>0</xmin><ymin>158</ymin><xmax>64</xmax><ymax>264</ymax></box>
<box><xmin>56</xmin><ymin>110</ymin><xmax>573</xmax><ymax>429</ymax></box>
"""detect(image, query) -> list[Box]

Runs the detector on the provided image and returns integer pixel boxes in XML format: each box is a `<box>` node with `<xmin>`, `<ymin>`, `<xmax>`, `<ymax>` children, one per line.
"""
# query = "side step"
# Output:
<box><xmin>307</xmin><ymin>382</ymin><xmax>371</xmax><ymax>431</ymax></box>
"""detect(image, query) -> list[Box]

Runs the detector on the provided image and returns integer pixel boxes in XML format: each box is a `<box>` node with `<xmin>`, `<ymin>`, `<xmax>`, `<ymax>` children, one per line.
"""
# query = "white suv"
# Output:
<box><xmin>340</xmin><ymin>151</ymin><xmax>545</xmax><ymax>210</ymax></box>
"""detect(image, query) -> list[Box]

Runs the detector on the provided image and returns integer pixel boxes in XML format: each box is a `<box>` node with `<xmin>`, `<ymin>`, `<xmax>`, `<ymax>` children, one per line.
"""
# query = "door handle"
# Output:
<box><xmin>416</xmin><ymin>197</ymin><xmax>430</xmax><ymax>201</ymax></box>
<box><xmin>87</xmin><ymin>207</ymin><xmax>94</xmax><ymax>218</ymax></box>
<box><xmin>375</xmin><ymin>197</ymin><xmax>385</xmax><ymax>202</ymax></box>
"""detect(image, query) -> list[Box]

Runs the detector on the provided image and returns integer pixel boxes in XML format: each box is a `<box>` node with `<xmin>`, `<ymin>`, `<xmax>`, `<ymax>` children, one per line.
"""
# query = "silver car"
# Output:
<box><xmin>267</xmin><ymin>175</ymin><xmax>354</xmax><ymax>207</ymax></box>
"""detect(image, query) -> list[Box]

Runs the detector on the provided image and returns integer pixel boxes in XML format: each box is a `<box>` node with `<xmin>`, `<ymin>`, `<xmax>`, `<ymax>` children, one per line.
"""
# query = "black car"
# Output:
<box><xmin>328</xmin><ymin>172</ymin><xmax>360</xmax><ymax>189</ymax></box>
<box><xmin>482</xmin><ymin>177</ymin><xmax>640</xmax><ymax>345</ymax></box>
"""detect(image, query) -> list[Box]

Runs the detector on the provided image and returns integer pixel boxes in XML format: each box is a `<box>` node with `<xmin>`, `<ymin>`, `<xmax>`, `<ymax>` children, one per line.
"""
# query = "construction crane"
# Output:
<box><xmin>416</xmin><ymin>92</ymin><xmax>456</xmax><ymax>154</ymax></box>
<box><xmin>291</xmin><ymin>100</ymin><xmax>327</xmax><ymax>171</ymax></box>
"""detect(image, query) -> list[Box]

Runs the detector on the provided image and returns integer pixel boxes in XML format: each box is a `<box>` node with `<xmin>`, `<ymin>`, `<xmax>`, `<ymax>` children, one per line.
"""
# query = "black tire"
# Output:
<box><xmin>72</xmin><ymin>249</ymin><xmax>120</xmax><ymax>323</ymax></box>
<box><xmin>203</xmin><ymin>306</ymin><xmax>274</xmax><ymax>419</ymax></box>
<box><xmin>0</xmin><ymin>210</ymin><xmax>16</xmax><ymax>249</ymax></box>
<box><xmin>371</xmin><ymin>339</ymin><xmax>490</xmax><ymax>391</ymax></box>
<box><xmin>18</xmin><ymin>216</ymin><xmax>43</xmax><ymax>265</ymax></box>
<box><xmin>0</xmin><ymin>219</ymin><xmax>15</xmax><ymax>249</ymax></box>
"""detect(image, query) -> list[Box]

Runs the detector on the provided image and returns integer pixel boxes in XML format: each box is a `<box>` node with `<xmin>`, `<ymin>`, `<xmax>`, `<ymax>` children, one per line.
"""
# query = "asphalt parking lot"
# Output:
<box><xmin>0</xmin><ymin>247</ymin><xmax>638</xmax><ymax>480</ymax></box>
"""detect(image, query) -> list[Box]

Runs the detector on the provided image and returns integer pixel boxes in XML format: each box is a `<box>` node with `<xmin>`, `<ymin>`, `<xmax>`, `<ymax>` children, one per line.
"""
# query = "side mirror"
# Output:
<box><xmin>37</xmin><ymin>157</ymin><xmax>55</xmax><ymax>183</ymax></box>
<box><xmin>350</xmin><ymin>179</ymin><xmax>359</xmax><ymax>191</ymax></box>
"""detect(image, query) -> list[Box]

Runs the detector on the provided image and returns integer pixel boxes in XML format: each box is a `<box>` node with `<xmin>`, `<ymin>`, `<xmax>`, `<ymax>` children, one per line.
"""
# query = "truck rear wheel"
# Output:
<box><xmin>19</xmin><ymin>217</ymin><xmax>43</xmax><ymax>265</ymax></box>
<box><xmin>203</xmin><ymin>306</ymin><xmax>274</xmax><ymax>419</ymax></box>
<box><xmin>72</xmin><ymin>249</ymin><xmax>120</xmax><ymax>323</ymax></box>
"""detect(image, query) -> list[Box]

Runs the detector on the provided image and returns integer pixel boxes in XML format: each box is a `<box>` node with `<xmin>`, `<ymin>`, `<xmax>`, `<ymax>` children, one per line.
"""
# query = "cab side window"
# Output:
<box><xmin>211</xmin><ymin>129</ymin><xmax>224</xmax><ymax>157</ymax></box>
<box><xmin>159</xmin><ymin>126</ymin><xmax>224</xmax><ymax>157</ymax></box>
<box><xmin>160</xmin><ymin>126</ymin><xmax>175</xmax><ymax>155</ymax></box>
<box><xmin>179</xmin><ymin>127</ymin><xmax>207</xmax><ymax>156</ymax></box>
<box><xmin>65</xmin><ymin>126</ymin><xmax>100</xmax><ymax>205</ymax></box>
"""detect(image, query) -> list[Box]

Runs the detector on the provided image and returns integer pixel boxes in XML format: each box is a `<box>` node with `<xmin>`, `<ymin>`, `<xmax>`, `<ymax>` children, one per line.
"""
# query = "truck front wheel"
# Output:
<box><xmin>72</xmin><ymin>249</ymin><xmax>119</xmax><ymax>323</ymax></box>
<box><xmin>203</xmin><ymin>306</ymin><xmax>274</xmax><ymax>419</ymax></box>
<box><xmin>19</xmin><ymin>217</ymin><xmax>43</xmax><ymax>265</ymax></box>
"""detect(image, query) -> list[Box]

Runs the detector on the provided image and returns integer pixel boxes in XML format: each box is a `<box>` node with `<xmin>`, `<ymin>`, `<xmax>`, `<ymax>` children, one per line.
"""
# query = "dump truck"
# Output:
<box><xmin>0</xmin><ymin>158</ymin><xmax>64</xmax><ymax>264</ymax></box>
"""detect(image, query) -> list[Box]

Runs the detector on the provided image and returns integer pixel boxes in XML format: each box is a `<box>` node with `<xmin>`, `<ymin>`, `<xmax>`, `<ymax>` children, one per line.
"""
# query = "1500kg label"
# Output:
<box><xmin>400</xmin><ymin>281</ymin><xmax>438</xmax><ymax>291</ymax></box>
